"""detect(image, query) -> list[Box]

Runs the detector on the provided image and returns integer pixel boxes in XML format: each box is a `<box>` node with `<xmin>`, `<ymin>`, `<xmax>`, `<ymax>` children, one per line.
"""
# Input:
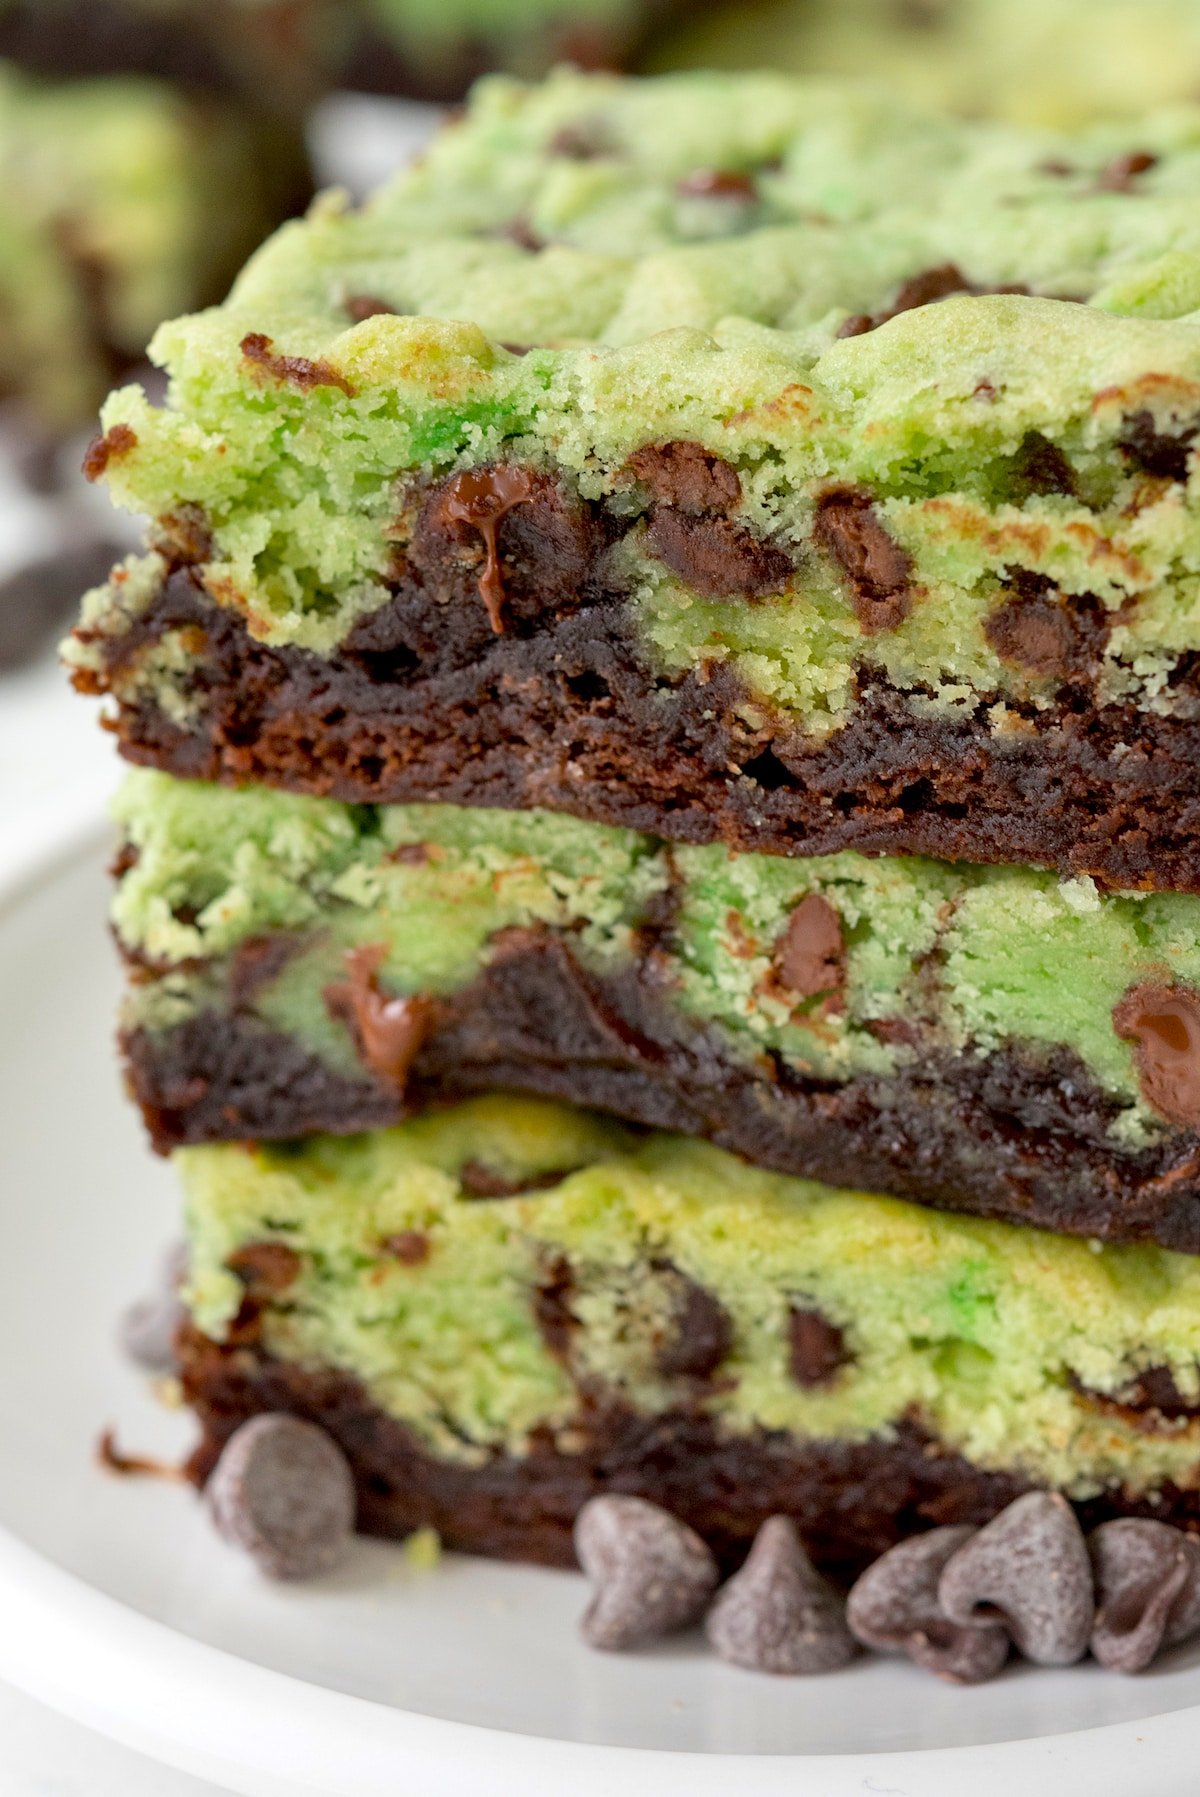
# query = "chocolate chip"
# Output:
<box><xmin>787</xmin><ymin>1305</ymin><xmax>848</xmax><ymax>1388</ymax></box>
<box><xmin>645</xmin><ymin>509</ymin><xmax>793</xmax><ymax>599</ymax></box>
<box><xmin>1095</xmin><ymin>150</ymin><xmax>1159</xmax><ymax>193</ymax></box>
<box><xmin>984</xmin><ymin>576</ymin><xmax>1111</xmax><ymax>681</ymax></box>
<box><xmin>1090</xmin><ymin>1519</ymin><xmax>1200</xmax><ymax>1674</ymax></box>
<box><xmin>240</xmin><ymin>332</ymin><xmax>356</xmax><ymax>398</ymax></box>
<box><xmin>533</xmin><ymin>1254</ymin><xmax>577</xmax><ymax>1360</ymax></box>
<box><xmin>226</xmin><ymin>1240</ymin><xmax>302</xmax><ymax>1293</ymax></box>
<box><xmin>1118</xmin><ymin>409</ymin><xmax>1198</xmax><ymax>482</ymax></box>
<box><xmin>499</xmin><ymin>216</ymin><xmax>545</xmax><ymax>253</ymax></box>
<box><xmin>575</xmin><ymin>1494</ymin><xmax>718</xmax><ymax>1650</ymax></box>
<box><xmin>118</xmin><ymin>1240</ymin><xmax>189</xmax><ymax>1375</ymax></box>
<box><xmin>813</xmin><ymin>488</ymin><xmax>914</xmax><ymax>633</ymax></box>
<box><xmin>82</xmin><ymin>421</ymin><xmax>137</xmax><ymax>482</ymax></box>
<box><xmin>1113</xmin><ymin>982</ymin><xmax>1200</xmax><ymax>1129</ymax></box>
<box><xmin>677</xmin><ymin>169</ymin><xmax>757</xmax><ymax>201</ymax></box>
<box><xmin>624</xmin><ymin>440</ymin><xmax>742</xmax><ymax>514</ymax></box>
<box><xmin>0</xmin><ymin>537</ymin><xmax>125</xmax><ymax>671</ymax></box>
<box><xmin>1011</xmin><ymin>431</ymin><xmax>1079</xmax><ymax>498</ymax></box>
<box><xmin>323</xmin><ymin>944</ymin><xmax>433</xmax><ymax>1089</ymax></box>
<box><xmin>938</xmin><ymin>1492</ymin><xmax>1093</xmax><ymax>1665</ymax></box>
<box><xmin>207</xmin><ymin>1414</ymin><xmax>356</xmax><ymax>1580</ymax></box>
<box><xmin>847</xmin><ymin>1527</ymin><xmax>1010</xmax><ymax>1683</ymax></box>
<box><xmin>151</xmin><ymin>502</ymin><xmax>214</xmax><ymax>567</ymax></box>
<box><xmin>774</xmin><ymin>894</ymin><xmax>844</xmax><ymax>1001</ymax></box>
<box><xmin>707</xmin><ymin>1516</ymin><xmax>857</xmax><ymax>1674</ymax></box>
<box><xmin>834</xmin><ymin>264</ymin><xmax>1032</xmax><ymax>338</ymax></box>
<box><xmin>343</xmin><ymin>294</ymin><xmax>397</xmax><ymax>322</ymax></box>
<box><xmin>381</xmin><ymin>1231</ymin><xmax>429</xmax><ymax>1266</ymax></box>
<box><xmin>548</xmin><ymin>120</ymin><xmax>616</xmax><ymax>160</ymax></box>
<box><xmin>655</xmin><ymin>1266</ymin><xmax>733</xmax><ymax>1381</ymax></box>
<box><xmin>459</xmin><ymin>1159</ymin><xmax>572</xmax><ymax>1199</ymax></box>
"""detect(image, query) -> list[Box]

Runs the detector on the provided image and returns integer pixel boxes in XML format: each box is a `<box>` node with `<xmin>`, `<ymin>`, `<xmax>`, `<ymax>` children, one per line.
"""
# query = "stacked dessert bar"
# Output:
<box><xmin>69</xmin><ymin>69</ymin><xmax>1200</xmax><ymax>1588</ymax></box>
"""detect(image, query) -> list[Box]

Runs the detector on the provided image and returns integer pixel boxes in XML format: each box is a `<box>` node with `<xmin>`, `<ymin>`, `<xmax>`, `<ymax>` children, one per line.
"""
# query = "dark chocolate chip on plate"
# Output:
<box><xmin>706</xmin><ymin>1516</ymin><xmax>857</xmax><ymax>1675</ymax></box>
<box><xmin>1090</xmin><ymin>1518</ymin><xmax>1200</xmax><ymax>1674</ymax></box>
<box><xmin>117</xmin><ymin>1239</ymin><xmax>189</xmax><ymax>1374</ymax></box>
<box><xmin>938</xmin><ymin>1492</ymin><xmax>1093</xmax><ymax>1666</ymax></box>
<box><xmin>847</xmin><ymin>1525</ymin><xmax>1009</xmax><ymax>1683</ymax></box>
<box><xmin>574</xmin><ymin>1494</ymin><xmax>718</xmax><ymax>1650</ymax></box>
<box><xmin>207</xmin><ymin>1414</ymin><xmax>357</xmax><ymax>1580</ymax></box>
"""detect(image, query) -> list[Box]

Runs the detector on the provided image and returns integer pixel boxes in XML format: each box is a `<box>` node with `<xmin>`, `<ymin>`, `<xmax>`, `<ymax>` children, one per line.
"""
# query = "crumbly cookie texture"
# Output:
<box><xmin>64</xmin><ymin>72</ymin><xmax>1200</xmax><ymax>884</ymax></box>
<box><xmin>179</xmin><ymin>1093</ymin><xmax>1200</xmax><ymax>1507</ymax></box>
<box><xmin>110</xmin><ymin>771</ymin><xmax>1200</xmax><ymax>1247</ymax></box>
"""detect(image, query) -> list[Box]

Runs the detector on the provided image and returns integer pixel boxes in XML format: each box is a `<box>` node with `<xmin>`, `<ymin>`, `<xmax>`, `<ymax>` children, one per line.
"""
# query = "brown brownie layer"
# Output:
<box><xmin>123</xmin><ymin>930</ymin><xmax>1200</xmax><ymax>1251</ymax></box>
<box><xmin>84</xmin><ymin>560</ymin><xmax>1200</xmax><ymax>893</ymax></box>
<box><xmin>178</xmin><ymin>1324</ymin><xmax>1200</xmax><ymax>1579</ymax></box>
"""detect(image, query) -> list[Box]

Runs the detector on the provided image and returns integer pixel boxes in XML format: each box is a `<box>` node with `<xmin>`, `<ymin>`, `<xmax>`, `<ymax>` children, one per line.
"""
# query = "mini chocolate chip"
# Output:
<box><xmin>984</xmin><ymin>580</ymin><xmax>1111</xmax><ymax>681</ymax></box>
<box><xmin>847</xmin><ymin>1526</ymin><xmax>1010</xmax><ymax>1683</ymax></box>
<box><xmin>381</xmin><ymin>1231</ymin><xmax>430</xmax><ymax>1266</ymax></box>
<box><xmin>1113</xmin><ymin>981</ymin><xmax>1200</xmax><ymax>1129</ymax></box>
<box><xmin>1011</xmin><ymin>431</ymin><xmax>1078</xmax><ymax>498</ymax></box>
<box><xmin>774</xmin><ymin>894</ymin><xmax>844</xmax><ymax>1001</ymax></box>
<box><xmin>787</xmin><ymin>1306</ymin><xmax>848</xmax><ymax>1388</ymax></box>
<box><xmin>656</xmin><ymin>1267</ymin><xmax>733</xmax><ymax>1381</ymax></box>
<box><xmin>645</xmin><ymin>509</ymin><xmax>793</xmax><ymax>600</ymax></box>
<box><xmin>813</xmin><ymin>488</ymin><xmax>914</xmax><ymax>633</ymax></box>
<box><xmin>207</xmin><ymin>1414</ymin><xmax>356</xmax><ymax>1580</ymax></box>
<box><xmin>1090</xmin><ymin>1519</ymin><xmax>1200</xmax><ymax>1674</ymax></box>
<box><xmin>677</xmin><ymin>168</ymin><xmax>757</xmax><ymax>201</ymax></box>
<box><xmin>1117</xmin><ymin>409</ymin><xmax>1198</xmax><ymax>482</ymax></box>
<box><xmin>1095</xmin><ymin>150</ymin><xmax>1159</xmax><ymax>193</ymax></box>
<box><xmin>575</xmin><ymin>1495</ymin><xmax>718</xmax><ymax>1650</ymax></box>
<box><xmin>707</xmin><ymin>1517</ymin><xmax>857</xmax><ymax>1675</ymax></box>
<box><xmin>938</xmin><ymin>1492</ymin><xmax>1093</xmax><ymax>1665</ymax></box>
<box><xmin>533</xmin><ymin>1254</ymin><xmax>577</xmax><ymax>1360</ymax></box>
<box><xmin>343</xmin><ymin>294</ymin><xmax>397</xmax><ymax>322</ymax></box>
<box><xmin>226</xmin><ymin>1240</ymin><xmax>302</xmax><ymax>1293</ymax></box>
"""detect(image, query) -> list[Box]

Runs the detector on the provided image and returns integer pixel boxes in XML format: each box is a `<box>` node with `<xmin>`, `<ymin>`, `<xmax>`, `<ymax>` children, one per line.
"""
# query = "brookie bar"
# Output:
<box><xmin>113</xmin><ymin>770</ymin><xmax>1200</xmax><ymax>1250</ymax></box>
<box><xmin>65</xmin><ymin>73</ymin><xmax>1200</xmax><ymax>889</ymax></box>
<box><xmin>177</xmin><ymin>1093</ymin><xmax>1200</xmax><ymax>1576</ymax></box>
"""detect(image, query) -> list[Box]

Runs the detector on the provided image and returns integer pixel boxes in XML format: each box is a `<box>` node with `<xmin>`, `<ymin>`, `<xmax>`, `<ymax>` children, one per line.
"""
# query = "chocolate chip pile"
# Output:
<box><xmin>573</xmin><ymin>1492</ymin><xmax>1200</xmax><ymax>1680</ymax></box>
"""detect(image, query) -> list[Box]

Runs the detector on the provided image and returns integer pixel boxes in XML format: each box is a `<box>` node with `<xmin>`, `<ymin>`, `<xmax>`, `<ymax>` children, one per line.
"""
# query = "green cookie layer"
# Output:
<box><xmin>114</xmin><ymin>768</ymin><xmax>1200</xmax><ymax>1141</ymax></box>
<box><xmin>180</xmin><ymin>1092</ymin><xmax>1200</xmax><ymax>1497</ymax></box>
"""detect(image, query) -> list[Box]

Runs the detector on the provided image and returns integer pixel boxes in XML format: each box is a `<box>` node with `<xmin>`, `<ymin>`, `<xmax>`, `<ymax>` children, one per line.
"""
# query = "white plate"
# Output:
<box><xmin>3</xmin><ymin>827</ymin><xmax>1200</xmax><ymax>1796</ymax></box>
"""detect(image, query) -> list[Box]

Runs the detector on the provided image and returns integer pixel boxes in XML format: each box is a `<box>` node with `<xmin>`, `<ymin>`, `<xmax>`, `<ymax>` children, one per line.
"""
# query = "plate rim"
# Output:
<box><xmin>0</xmin><ymin>813</ymin><xmax>1197</xmax><ymax>1797</ymax></box>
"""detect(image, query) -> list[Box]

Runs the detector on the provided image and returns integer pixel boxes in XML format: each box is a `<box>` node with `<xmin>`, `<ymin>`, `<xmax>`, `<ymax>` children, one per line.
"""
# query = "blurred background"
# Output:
<box><xmin>3</xmin><ymin>0</ymin><xmax>1200</xmax><ymax>840</ymax></box>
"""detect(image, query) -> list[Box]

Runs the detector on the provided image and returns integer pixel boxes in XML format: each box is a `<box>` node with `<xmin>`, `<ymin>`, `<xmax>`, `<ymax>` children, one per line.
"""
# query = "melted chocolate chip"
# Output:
<box><xmin>323</xmin><ymin>944</ymin><xmax>432</xmax><ymax>1089</ymax></box>
<box><xmin>984</xmin><ymin>576</ymin><xmax>1111</xmax><ymax>681</ymax></box>
<box><xmin>788</xmin><ymin>1306</ymin><xmax>849</xmax><ymax>1388</ymax></box>
<box><xmin>343</xmin><ymin>294</ymin><xmax>397</xmax><ymax>322</ymax></box>
<box><xmin>1095</xmin><ymin>150</ymin><xmax>1159</xmax><ymax>193</ymax></box>
<box><xmin>81</xmin><ymin>421</ymin><xmax>136</xmax><ymax>482</ymax></box>
<box><xmin>774</xmin><ymin>895</ymin><xmax>845</xmax><ymax>1002</ymax></box>
<box><xmin>240</xmin><ymin>332</ymin><xmax>356</xmax><ymax>397</ymax></box>
<box><xmin>813</xmin><ymin>488</ymin><xmax>914</xmax><ymax>633</ymax></box>
<box><xmin>1011</xmin><ymin>431</ymin><xmax>1078</xmax><ymax>498</ymax></box>
<box><xmin>1118</xmin><ymin>410</ymin><xmax>1198</xmax><ymax>482</ymax></box>
<box><xmin>226</xmin><ymin>1240</ymin><xmax>302</xmax><ymax>1293</ymax></box>
<box><xmin>655</xmin><ymin>1265</ymin><xmax>733</xmax><ymax>1381</ymax></box>
<box><xmin>422</xmin><ymin>465</ymin><xmax>543</xmax><ymax>631</ymax></box>
<box><xmin>227</xmin><ymin>934</ymin><xmax>306</xmax><ymax>1009</ymax></box>
<box><xmin>624</xmin><ymin>440</ymin><xmax>742</xmax><ymax>514</ymax></box>
<box><xmin>381</xmin><ymin>1230</ymin><xmax>430</xmax><ymax>1266</ymax></box>
<box><xmin>1114</xmin><ymin>982</ymin><xmax>1200</xmax><ymax>1129</ymax></box>
<box><xmin>645</xmin><ymin>510</ymin><xmax>793</xmax><ymax>599</ymax></box>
